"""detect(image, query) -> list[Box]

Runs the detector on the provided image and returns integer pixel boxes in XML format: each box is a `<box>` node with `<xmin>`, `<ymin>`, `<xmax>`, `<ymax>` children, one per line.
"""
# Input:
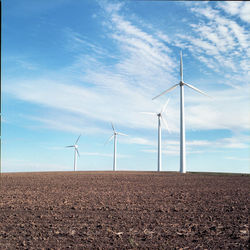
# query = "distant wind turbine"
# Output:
<box><xmin>141</xmin><ymin>99</ymin><xmax>170</xmax><ymax>172</ymax></box>
<box><xmin>153</xmin><ymin>51</ymin><xmax>210</xmax><ymax>173</ymax></box>
<box><xmin>66</xmin><ymin>135</ymin><xmax>81</xmax><ymax>171</ymax></box>
<box><xmin>106</xmin><ymin>123</ymin><xmax>128</xmax><ymax>171</ymax></box>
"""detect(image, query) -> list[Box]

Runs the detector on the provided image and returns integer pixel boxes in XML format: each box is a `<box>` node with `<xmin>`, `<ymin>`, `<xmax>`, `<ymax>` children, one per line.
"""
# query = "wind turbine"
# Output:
<box><xmin>152</xmin><ymin>51</ymin><xmax>209</xmax><ymax>173</ymax></box>
<box><xmin>66</xmin><ymin>135</ymin><xmax>81</xmax><ymax>171</ymax></box>
<box><xmin>141</xmin><ymin>99</ymin><xmax>170</xmax><ymax>172</ymax></box>
<box><xmin>106</xmin><ymin>123</ymin><xmax>128</xmax><ymax>171</ymax></box>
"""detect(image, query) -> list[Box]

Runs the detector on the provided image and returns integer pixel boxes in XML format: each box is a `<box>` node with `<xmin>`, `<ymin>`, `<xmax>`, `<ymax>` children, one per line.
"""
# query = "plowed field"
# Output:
<box><xmin>0</xmin><ymin>171</ymin><xmax>249</xmax><ymax>249</ymax></box>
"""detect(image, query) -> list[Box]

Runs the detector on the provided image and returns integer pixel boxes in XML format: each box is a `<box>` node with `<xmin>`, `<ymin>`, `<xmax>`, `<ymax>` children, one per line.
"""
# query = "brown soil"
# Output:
<box><xmin>0</xmin><ymin>171</ymin><xmax>249</xmax><ymax>249</ymax></box>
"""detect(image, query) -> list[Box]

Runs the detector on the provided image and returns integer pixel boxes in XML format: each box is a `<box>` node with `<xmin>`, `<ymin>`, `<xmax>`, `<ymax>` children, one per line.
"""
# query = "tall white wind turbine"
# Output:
<box><xmin>106</xmin><ymin>123</ymin><xmax>128</xmax><ymax>171</ymax></box>
<box><xmin>66</xmin><ymin>135</ymin><xmax>81</xmax><ymax>171</ymax></box>
<box><xmin>141</xmin><ymin>99</ymin><xmax>170</xmax><ymax>172</ymax></box>
<box><xmin>152</xmin><ymin>51</ymin><xmax>209</xmax><ymax>173</ymax></box>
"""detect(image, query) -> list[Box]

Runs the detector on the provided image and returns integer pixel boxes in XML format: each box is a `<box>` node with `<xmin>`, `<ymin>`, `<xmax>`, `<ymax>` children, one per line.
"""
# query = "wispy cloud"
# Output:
<box><xmin>123</xmin><ymin>136</ymin><xmax>155</xmax><ymax>146</ymax></box>
<box><xmin>174</xmin><ymin>3</ymin><xmax>250</xmax><ymax>88</ymax></box>
<box><xmin>4</xmin><ymin>56</ymin><xmax>38</xmax><ymax>71</ymax></box>
<box><xmin>3</xmin><ymin>1</ymin><xmax>250</xmax><ymax>141</ymax></box>
<box><xmin>79</xmin><ymin>151</ymin><xmax>130</xmax><ymax>159</ymax></box>
<box><xmin>80</xmin><ymin>152</ymin><xmax>112</xmax><ymax>157</ymax></box>
<box><xmin>3</xmin><ymin>1</ymin><xmax>177</xmax><ymax>133</ymax></box>
<box><xmin>217</xmin><ymin>2</ymin><xmax>250</xmax><ymax>23</ymax></box>
<box><xmin>225</xmin><ymin>156</ymin><xmax>250</xmax><ymax>162</ymax></box>
<box><xmin>135</xmin><ymin>134</ymin><xmax>249</xmax><ymax>157</ymax></box>
<box><xmin>21</xmin><ymin>113</ymin><xmax>110</xmax><ymax>135</ymax></box>
<box><xmin>2</xmin><ymin>159</ymin><xmax>69</xmax><ymax>172</ymax></box>
<box><xmin>64</xmin><ymin>28</ymin><xmax>112</xmax><ymax>58</ymax></box>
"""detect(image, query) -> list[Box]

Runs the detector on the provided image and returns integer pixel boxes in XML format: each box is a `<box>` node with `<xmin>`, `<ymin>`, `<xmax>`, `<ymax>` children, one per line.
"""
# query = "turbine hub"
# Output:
<box><xmin>75</xmin><ymin>145</ymin><xmax>78</xmax><ymax>148</ymax></box>
<box><xmin>180</xmin><ymin>81</ymin><xmax>184</xmax><ymax>86</ymax></box>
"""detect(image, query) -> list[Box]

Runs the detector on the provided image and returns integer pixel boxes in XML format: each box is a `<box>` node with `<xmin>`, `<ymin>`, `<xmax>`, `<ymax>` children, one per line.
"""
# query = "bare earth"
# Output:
<box><xmin>0</xmin><ymin>171</ymin><xmax>249</xmax><ymax>249</ymax></box>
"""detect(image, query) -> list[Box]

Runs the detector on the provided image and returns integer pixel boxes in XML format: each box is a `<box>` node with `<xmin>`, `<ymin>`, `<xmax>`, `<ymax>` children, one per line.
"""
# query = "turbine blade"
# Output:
<box><xmin>66</xmin><ymin>145</ymin><xmax>74</xmax><ymax>148</ymax></box>
<box><xmin>161</xmin><ymin>117</ymin><xmax>171</xmax><ymax>133</ymax></box>
<box><xmin>75</xmin><ymin>134</ymin><xmax>81</xmax><ymax>144</ymax></box>
<box><xmin>180</xmin><ymin>50</ymin><xmax>183</xmax><ymax>82</ymax></box>
<box><xmin>152</xmin><ymin>83</ymin><xmax>179</xmax><ymax>100</ymax></box>
<box><xmin>111</xmin><ymin>122</ymin><xmax>115</xmax><ymax>132</ymax></box>
<box><xmin>76</xmin><ymin>148</ymin><xmax>80</xmax><ymax>157</ymax></box>
<box><xmin>109</xmin><ymin>135</ymin><xmax>114</xmax><ymax>141</ymax></box>
<box><xmin>161</xmin><ymin>98</ymin><xmax>170</xmax><ymax>114</ymax></box>
<box><xmin>104</xmin><ymin>134</ymin><xmax>114</xmax><ymax>145</ymax></box>
<box><xmin>117</xmin><ymin>132</ymin><xmax>128</xmax><ymax>136</ymax></box>
<box><xmin>184</xmin><ymin>82</ymin><xmax>211</xmax><ymax>98</ymax></box>
<box><xmin>140</xmin><ymin>112</ymin><xmax>156</xmax><ymax>116</ymax></box>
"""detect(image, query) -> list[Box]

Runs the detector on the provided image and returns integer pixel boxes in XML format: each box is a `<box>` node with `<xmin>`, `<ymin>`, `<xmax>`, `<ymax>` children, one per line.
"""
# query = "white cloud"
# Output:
<box><xmin>80</xmin><ymin>152</ymin><xmax>112</xmax><ymax>157</ymax></box>
<box><xmin>4</xmin><ymin>34</ymin><xmax>250</xmax><ymax>136</ymax></box>
<box><xmin>185</xmin><ymin>86</ymin><xmax>250</xmax><ymax>131</ymax></box>
<box><xmin>217</xmin><ymin>2</ymin><xmax>250</xmax><ymax>23</ymax></box>
<box><xmin>3</xmin><ymin>3</ymin><xmax>178</xmax><ymax>134</ymax></box>
<box><xmin>179</xmin><ymin>4</ymin><xmax>250</xmax><ymax>80</ymax></box>
<box><xmin>217</xmin><ymin>2</ymin><xmax>243</xmax><ymax>16</ymax></box>
<box><xmin>124</xmin><ymin>137</ymin><xmax>155</xmax><ymax>146</ymax></box>
<box><xmin>64</xmin><ymin>28</ymin><xmax>111</xmax><ymax>58</ymax></box>
<box><xmin>79</xmin><ymin>151</ymin><xmax>129</xmax><ymax>158</ymax></box>
<box><xmin>2</xmin><ymin>159</ymin><xmax>69</xmax><ymax>172</ymax></box>
<box><xmin>4</xmin><ymin>56</ymin><xmax>38</xmax><ymax>71</ymax></box>
<box><xmin>138</xmin><ymin>134</ymin><xmax>249</xmax><ymax>158</ymax></box>
<box><xmin>240</xmin><ymin>2</ymin><xmax>250</xmax><ymax>23</ymax></box>
<box><xmin>3</xmin><ymin>1</ymin><xmax>250</xmax><ymax>153</ymax></box>
<box><xmin>218</xmin><ymin>137</ymin><xmax>249</xmax><ymax>149</ymax></box>
<box><xmin>225</xmin><ymin>156</ymin><xmax>250</xmax><ymax>162</ymax></box>
<box><xmin>101</xmin><ymin>1</ymin><xmax>124</xmax><ymax>14</ymax></box>
<box><xmin>21</xmin><ymin>113</ymin><xmax>110</xmax><ymax>135</ymax></box>
<box><xmin>186</xmin><ymin>140</ymin><xmax>210</xmax><ymax>146</ymax></box>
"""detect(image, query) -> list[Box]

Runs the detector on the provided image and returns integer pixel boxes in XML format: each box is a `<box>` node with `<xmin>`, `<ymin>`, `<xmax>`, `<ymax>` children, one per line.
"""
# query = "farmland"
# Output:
<box><xmin>0</xmin><ymin>171</ymin><xmax>249</xmax><ymax>249</ymax></box>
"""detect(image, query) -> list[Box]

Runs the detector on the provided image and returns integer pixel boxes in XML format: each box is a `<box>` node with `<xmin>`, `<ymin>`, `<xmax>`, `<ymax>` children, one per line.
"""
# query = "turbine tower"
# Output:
<box><xmin>106</xmin><ymin>123</ymin><xmax>128</xmax><ymax>171</ymax></box>
<box><xmin>141</xmin><ymin>99</ymin><xmax>170</xmax><ymax>172</ymax></box>
<box><xmin>153</xmin><ymin>51</ymin><xmax>209</xmax><ymax>173</ymax></box>
<box><xmin>66</xmin><ymin>135</ymin><xmax>81</xmax><ymax>171</ymax></box>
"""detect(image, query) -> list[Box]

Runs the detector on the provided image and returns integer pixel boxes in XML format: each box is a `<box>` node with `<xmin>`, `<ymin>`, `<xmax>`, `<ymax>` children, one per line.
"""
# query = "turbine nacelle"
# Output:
<box><xmin>141</xmin><ymin>98</ymin><xmax>170</xmax><ymax>132</ymax></box>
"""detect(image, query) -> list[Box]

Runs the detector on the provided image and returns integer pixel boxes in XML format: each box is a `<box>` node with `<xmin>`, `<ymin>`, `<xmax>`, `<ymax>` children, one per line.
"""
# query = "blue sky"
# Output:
<box><xmin>2</xmin><ymin>0</ymin><xmax>250</xmax><ymax>173</ymax></box>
